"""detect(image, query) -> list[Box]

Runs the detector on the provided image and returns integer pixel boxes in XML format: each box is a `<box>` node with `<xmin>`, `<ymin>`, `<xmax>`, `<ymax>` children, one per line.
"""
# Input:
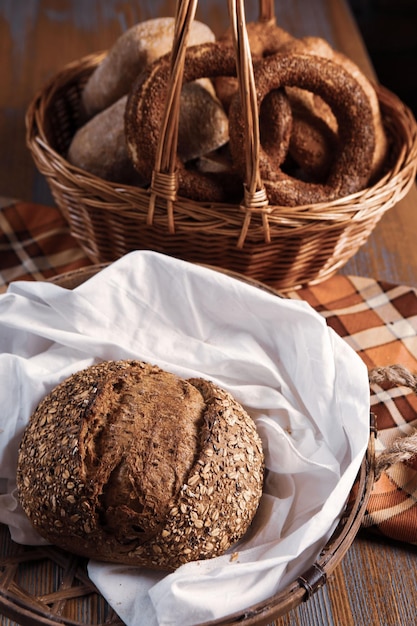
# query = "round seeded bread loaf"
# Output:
<box><xmin>17</xmin><ymin>360</ymin><xmax>264</xmax><ymax>571</ymax></box>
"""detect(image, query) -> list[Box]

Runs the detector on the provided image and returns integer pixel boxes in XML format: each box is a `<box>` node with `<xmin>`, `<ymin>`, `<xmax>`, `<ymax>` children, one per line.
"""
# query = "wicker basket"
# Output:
<box><xmin>0</xmin><ymin>263</ymin><xmax>376</xmax><ymax>626</ymax></box>
<box><xmin>25</xmin><ymin>0</ymin><xmax>417</xmax><ymax>291</ymax></box>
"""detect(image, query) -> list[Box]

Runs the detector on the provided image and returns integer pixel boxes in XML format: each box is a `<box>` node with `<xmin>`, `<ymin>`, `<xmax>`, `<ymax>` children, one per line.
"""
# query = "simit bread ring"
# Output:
<box><xmin>125</xmin><ymin>42</ymin><xmax>243</xmax><ymax>203</ymax></box>
<box><xmin>215</xmin><ymin>24</ymin><xmax>386</xmax><ymax>182</ymax></box>
<box><xmin>214</xmin><ymin>23</ymin><xmax>338</xmax><ymax>181</ymax></box>
<box><xmin>228</xmin><ymin>52</ymin><xmax>376</xmax><ymax>206</ymax></box>
<box><xmin>279</xmin><ymin>36</ymin><xmax>387</xmax><ymax>179</ymax></box>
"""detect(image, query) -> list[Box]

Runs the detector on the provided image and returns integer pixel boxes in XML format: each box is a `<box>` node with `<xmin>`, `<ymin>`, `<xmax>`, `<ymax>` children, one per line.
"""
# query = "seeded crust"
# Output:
<box><xmin>16</xmin><ymin>360</ymin><xmax>264</xmax><ymax>571</ymax></box>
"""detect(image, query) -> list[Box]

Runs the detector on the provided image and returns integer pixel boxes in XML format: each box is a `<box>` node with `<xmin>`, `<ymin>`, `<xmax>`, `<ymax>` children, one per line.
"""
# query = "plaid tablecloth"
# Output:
<box><xmin>0</xmin><ymin>197</ymin><xmax>91</xmax><ymax>290</ymax></box>
<box><xmin>1</xmin><ymin>198</ymin><xmax>417</xmax><ymax>545</ymax></box>
<box><xmin>288</xmin><ymin>275</ymin><xmax>417</xmax><ymax>544</ymax></box>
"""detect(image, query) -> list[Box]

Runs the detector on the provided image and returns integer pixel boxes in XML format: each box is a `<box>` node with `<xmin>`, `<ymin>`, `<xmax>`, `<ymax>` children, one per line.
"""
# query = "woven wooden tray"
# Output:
<box><xmin>0</xmin><ymin>264</ymin><xmax>375</xmax><ymax>626</ymax></box>
<box><xmin>25</xmin><ymin>0</ymin><xmax>417</xmax><ymax>291</ymax></box>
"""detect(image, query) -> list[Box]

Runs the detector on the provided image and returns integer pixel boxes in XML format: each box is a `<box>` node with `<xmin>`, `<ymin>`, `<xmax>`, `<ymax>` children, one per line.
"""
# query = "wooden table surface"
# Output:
<box><xmin>1</xmin><ymin>1</ymin><xmax>417</xmax><ymax>625</ymax></box>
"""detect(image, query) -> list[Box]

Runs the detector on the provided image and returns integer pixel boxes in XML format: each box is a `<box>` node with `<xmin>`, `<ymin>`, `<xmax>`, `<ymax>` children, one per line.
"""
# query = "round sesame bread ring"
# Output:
<box><xmin>277</xmin><ymin>35</ymin><xmax>388</xmax><ymax>179</ymax></box>
<box><xmin>16</xmin><ymin>360</ymin><xmax>264</xmax><ymax>571</ymax></box>
<box><xmin>228</xmin><ymin>52</ymin><xmax>376</xmax><ymax>207</ymax></box>
<box><xmin>125</xmin><ymin>42</ymin><xmax>243</xmax><ymax>203</ymax></box>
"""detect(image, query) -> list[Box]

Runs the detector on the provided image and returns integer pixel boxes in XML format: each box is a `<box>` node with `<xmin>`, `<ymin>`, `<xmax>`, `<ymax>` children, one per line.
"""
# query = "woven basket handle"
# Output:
<box><xmin>147</xmin><ymin>0</ymin><xmax>198</xmax><ymax>231</ymax></box>
<box><xmin>148</xmin><ymin>0</ymin><xmax>274</xmax><ymax>245</ymax></box>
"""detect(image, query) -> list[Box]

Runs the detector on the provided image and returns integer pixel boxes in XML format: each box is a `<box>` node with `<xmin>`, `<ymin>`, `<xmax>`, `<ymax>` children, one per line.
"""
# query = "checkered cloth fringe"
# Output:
<box><xmin>2</xmin><ymin>198</ymin><xmax>417</xmax><ymax>545</ymax></box>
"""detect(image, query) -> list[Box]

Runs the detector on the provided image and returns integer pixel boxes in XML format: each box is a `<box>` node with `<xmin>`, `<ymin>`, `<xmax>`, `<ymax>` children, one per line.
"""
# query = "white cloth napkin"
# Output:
<box><xmin>0</xmin><ymin>250</ymin><xmax>370</xmax><ymax>625</ymax></box>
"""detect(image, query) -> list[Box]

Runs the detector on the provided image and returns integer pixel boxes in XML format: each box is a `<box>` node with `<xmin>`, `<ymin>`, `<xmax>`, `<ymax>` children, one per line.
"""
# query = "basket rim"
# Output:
<box><xmin>23</xmin><ymin>35</ymin><xmax>417</xmax><ymax>289</ymax></box>
<box><xmin>25</xmin><ymin>50</ymin><xmax>417</xmax><ymax>231</ymax></box>
<box><xmin>0</xmin><ymin>263</ymin><xmax>376</xmax><ymax>626</ymax></box>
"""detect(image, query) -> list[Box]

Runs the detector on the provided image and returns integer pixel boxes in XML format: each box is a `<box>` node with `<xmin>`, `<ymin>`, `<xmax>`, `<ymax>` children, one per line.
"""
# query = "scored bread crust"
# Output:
<box><xmin>17</xmin><ymin>360</ymin><xmax>264</xmax><ymax>571</ymax></box>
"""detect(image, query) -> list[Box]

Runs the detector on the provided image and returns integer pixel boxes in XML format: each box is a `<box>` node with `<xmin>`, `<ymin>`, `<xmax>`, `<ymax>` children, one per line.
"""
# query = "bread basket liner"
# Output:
<box><xmin>0</xmin><ymin>250</ymin><xmax>372</xmax><ymax>625</ymax></box>
<box><xmin>25</xmin><ymin>0</ymin><xmax>417</xmax><ymax>290</ymax></box>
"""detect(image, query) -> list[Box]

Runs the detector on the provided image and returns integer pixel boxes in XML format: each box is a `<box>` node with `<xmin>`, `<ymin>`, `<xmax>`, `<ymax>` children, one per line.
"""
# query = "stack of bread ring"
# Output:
<box><xmin>67</xmin><ymin>16</ymin><xmax>388</xmax><ymax>208</ymax></box>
